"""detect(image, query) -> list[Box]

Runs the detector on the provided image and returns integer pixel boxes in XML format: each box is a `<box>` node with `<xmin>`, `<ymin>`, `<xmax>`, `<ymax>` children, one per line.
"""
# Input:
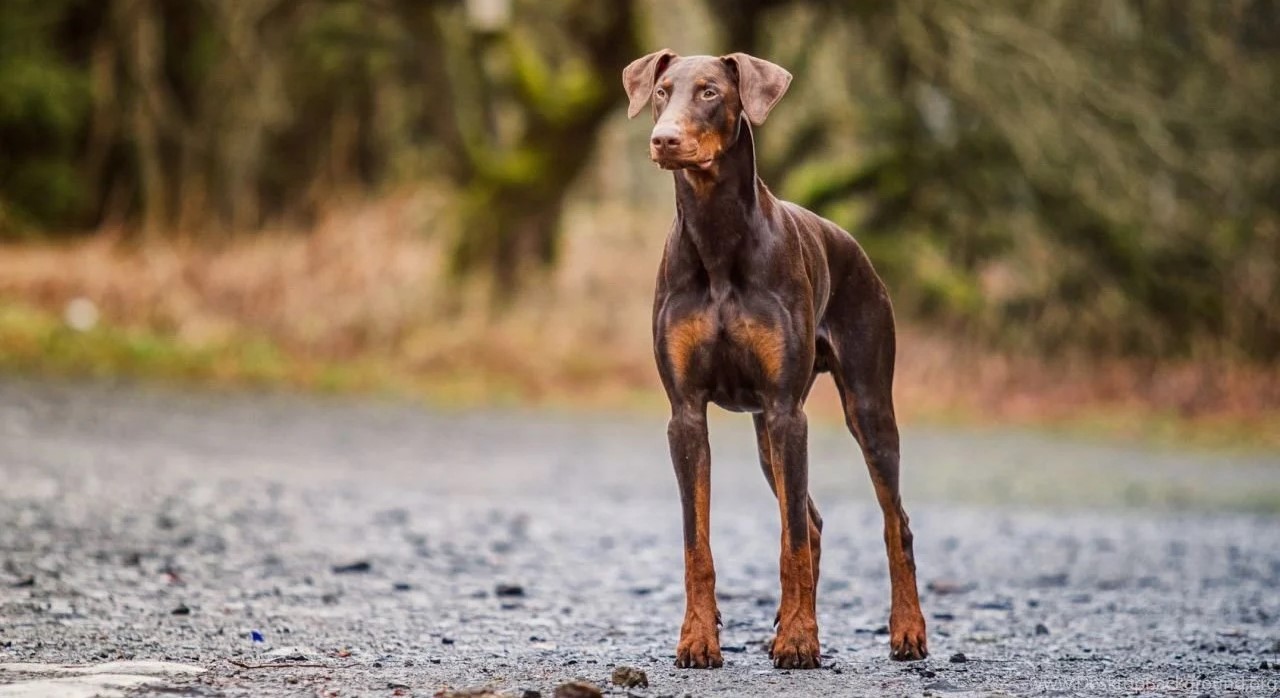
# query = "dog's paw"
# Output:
<box><xmin>889</xmin><ymin>611</ymin><xmax>928</xmax><ymax>661</ymax></box>
<box><xmin>675</xmin><ymin>629</ymin><xmax>723</xmax><ymax>669</ymax></box>
<box><xmin>769</xmin><ymin>626</ymin><xmax>821</xmax><ymax>669</ymax></box>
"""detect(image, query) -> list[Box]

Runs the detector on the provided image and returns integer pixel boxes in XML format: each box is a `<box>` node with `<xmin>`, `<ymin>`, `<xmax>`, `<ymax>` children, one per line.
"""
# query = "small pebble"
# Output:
<box><xmin>926</xmin><ymin>579</ymin><xmax>973</xmax><ymax>595</ymax></box>
<box><xmin>553</xmin><ymin>681</ymin><xmax>603</xmax><ymax>698</ymax></box>
<box><xmin>611</xmin><ymin>666</ymin><xmax>648</xmax><ymax>688</ymax></box>
<box><xmin>495</xmin><ymin>583</ymin><xmax>525</xmax><ymax>597</ymax></box>
<box><xmin>950</xmin><ymin>652</ymin><xmax>968</xmax><ymax>663</ymax></box>
<box><xmin>331</xmin><ymin>560</ymin><xmax>372</xmax><ymax>574</ymax></box>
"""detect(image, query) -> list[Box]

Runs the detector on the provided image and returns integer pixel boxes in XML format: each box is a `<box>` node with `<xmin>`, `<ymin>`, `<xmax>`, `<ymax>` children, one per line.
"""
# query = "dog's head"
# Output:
<box><xmin>622</xmin><ymin>51</ymin><xmax>792</xmax><ymax>171</ymax></box>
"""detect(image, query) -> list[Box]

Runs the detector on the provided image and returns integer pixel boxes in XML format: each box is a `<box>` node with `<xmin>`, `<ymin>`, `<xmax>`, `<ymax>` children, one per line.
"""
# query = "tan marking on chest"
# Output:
<box><xmin>729</xmin><ymin>318</ymin><xmax>785</xmax><ymax>382</ymax></box>
<box><xmin>665</xmin><ymin>314</ymin><xmax>715</xmax><ymax>383</ymax></box>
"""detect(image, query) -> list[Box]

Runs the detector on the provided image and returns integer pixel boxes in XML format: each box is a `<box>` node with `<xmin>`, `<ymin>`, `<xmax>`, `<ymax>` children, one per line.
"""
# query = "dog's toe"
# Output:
<box><xmin>769</xmin><ymin>631</ymin><xmax>821</xmax><ymax>669</ymax></box>
<box><xmin>675</xmin><ymin>632</ymin><xmax>723</xmax><ymax>669</ymax></box>
<box><xmin>889</xmin><ymin>614</ymin><xmax>928</xmax><ymax>661</ymax></box>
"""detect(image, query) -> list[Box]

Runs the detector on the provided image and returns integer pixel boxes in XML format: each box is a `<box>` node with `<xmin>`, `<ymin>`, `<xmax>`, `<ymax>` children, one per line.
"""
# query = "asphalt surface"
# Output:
<box><xmin>1</xmin><ymin>379</ymin><xmax>1278</xmax><ymax>697</ymax></box>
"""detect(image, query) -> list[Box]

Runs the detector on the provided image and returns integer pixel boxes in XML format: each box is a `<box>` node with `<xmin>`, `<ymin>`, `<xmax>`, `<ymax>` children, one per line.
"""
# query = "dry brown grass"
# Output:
<box><xmin>2</xmin><ymin>188</ymin><xmax>1278</xmax><ymax>447</ymax></box>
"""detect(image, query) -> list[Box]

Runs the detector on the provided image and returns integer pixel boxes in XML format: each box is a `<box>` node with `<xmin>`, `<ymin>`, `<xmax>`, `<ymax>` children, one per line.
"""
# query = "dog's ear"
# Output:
<box><xmin>623</xmin><ymin>49</ymin><xmax>676</xmax><ymax>119</ymax></box>
<box><xmin>721</xmin><ymin>53</ymin><xmax>792</xmax><ymax>125</ymax></box>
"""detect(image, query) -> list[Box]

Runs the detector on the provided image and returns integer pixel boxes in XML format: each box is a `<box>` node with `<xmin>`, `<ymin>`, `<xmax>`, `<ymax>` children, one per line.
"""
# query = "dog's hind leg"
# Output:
<box><xmin>829</xmin><ymin>311</ymin><xmax>928</xmax><ymax>661</ymax></box>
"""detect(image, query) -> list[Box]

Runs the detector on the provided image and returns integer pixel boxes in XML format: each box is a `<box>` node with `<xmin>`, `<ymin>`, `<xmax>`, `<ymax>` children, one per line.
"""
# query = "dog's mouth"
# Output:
<box><xmin>651</xmin><ymin>149</ymin><xmax>717</xmax><ymax>171</ymax></box>
<box><xmin>652</xmin><ymin>156</ymin><xmax>716</xmax><ymax>171</ymax></box>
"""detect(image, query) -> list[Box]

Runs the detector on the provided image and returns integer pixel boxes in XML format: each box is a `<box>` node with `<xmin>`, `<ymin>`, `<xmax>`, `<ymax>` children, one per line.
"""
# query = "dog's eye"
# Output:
<box><xmin>701</xmin><ymin>89</ymin><xmax>718</xmax><ymax>100</ymax></box>
<box><xmin>655</xmin><ymin>87</ymin><xmax>667</xmax><ymax>99</ymax></box>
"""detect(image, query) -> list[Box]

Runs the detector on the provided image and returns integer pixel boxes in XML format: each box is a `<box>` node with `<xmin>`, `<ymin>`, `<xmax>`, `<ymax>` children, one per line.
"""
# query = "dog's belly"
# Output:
<box><xmin>708</xmin><ymin>393</ymin><xmax>764</xmax><ymax>413</ymax></box>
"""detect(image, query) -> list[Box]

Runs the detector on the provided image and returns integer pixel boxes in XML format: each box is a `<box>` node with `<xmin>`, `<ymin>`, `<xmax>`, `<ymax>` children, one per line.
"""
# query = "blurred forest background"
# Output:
<box><xmin>0</xmin><ymin>0</ymin><xmax>1278</xmax><ymax>444</ymax></box>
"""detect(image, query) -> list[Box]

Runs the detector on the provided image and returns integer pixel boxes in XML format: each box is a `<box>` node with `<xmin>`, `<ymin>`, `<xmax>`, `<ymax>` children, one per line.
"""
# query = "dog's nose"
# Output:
<box><xmin>650</xmin><ymin>125</ymin><xmax>683</xmax><ymax>151</ymax></box>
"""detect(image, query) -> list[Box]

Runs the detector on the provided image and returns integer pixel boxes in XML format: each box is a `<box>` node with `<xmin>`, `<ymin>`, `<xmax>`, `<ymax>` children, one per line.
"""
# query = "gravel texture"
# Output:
<box><xmin>1</xmin><ymin>379</ymin><xmax>1278</xmax><ymax>697</ymax></box>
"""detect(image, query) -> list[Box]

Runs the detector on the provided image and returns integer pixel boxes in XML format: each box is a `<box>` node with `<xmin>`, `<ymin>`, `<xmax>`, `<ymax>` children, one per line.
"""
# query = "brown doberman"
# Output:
<box><xmin>622</xmin><ymin>50</ymin><xmax>928</xmax><ymax>670</ymax></box>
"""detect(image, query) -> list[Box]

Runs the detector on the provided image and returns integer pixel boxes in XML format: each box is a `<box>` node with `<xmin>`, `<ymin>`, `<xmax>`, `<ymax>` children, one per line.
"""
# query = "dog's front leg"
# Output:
<box><xmin>669</xmin><ymin>403</ymin><xmax>722</xmax><ymax>668</ymax></box>
<box><xmin>764</xmin><ymin>406</ymin><xmax>822</xmax><ymax>669</ymax></box>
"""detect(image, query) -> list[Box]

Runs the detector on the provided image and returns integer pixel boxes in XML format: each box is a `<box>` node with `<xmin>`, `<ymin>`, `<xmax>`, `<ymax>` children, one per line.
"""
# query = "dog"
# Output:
<box><xmin>622</xmin><ymin>50</ymin><xmax>928</xmax><ymax>669</ymax></box>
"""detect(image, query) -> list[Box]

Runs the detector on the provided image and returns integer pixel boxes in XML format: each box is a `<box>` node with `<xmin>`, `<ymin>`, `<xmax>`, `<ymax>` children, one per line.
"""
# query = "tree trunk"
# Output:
<box><xmin>438</xmin><ymin>0</ymin><xmax>639</xmax><ymax>298</ymax></box>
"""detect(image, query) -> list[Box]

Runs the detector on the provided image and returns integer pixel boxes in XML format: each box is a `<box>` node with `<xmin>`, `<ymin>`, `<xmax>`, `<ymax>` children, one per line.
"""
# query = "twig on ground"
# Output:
<box><xmin>227</xmin><ymin>659</ymin><xmax>336</xmax><ymax>670</ymax></box>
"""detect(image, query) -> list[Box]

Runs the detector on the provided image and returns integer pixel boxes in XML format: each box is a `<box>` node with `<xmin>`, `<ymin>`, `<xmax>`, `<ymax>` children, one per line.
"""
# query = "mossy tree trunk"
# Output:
<box><xmin>413</xmin><ymin>0</ymin><xmax>638</xmax><ymax>297</ymax></box>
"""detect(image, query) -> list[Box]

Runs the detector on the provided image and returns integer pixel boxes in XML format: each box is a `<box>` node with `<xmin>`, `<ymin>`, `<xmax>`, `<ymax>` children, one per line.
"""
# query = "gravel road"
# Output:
<box><xmin>1</xmin><ymin>379</ymin><xmax>1278</xmax><ymax>697</ymax></box>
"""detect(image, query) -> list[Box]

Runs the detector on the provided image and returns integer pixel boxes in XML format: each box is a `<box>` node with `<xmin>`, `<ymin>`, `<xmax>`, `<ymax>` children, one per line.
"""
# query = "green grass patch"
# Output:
<box><xmin>0</xmin><ymin>300</ymin><xmax>550</xmax><ymax>408</ymax></box>
<box><xmin>1</xmin><ymin>301</ymin><xmax>333</xmax><ymax>389</ymax></box>
<box><xmin>2</xmin><ymin>299</ymin><xmax>1278</xmax><ymax>454</ymax></box>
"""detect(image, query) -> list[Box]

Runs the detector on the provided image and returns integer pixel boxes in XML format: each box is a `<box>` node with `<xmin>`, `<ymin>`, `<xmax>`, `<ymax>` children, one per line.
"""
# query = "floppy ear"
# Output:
<box><xmin>622</xmin><ymin>49</ymin><xmax>676</xmax><ymax>119</ymax></box>
<box><xmin>721</xmin><ymin>53</ymin><xmax>792</xmax><ymax>125</ymax></box>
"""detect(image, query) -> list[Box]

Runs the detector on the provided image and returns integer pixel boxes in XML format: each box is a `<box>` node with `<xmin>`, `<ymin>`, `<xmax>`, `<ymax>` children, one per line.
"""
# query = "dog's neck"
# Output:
<box><xmin>671</xmin><ymin>118</ymin><xmax>771</xmax><ymax>282</ymax></box>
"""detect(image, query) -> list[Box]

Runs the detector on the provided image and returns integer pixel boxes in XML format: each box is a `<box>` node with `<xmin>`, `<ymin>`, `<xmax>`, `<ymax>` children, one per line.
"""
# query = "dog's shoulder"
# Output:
<box><xmin>775</xmin><ymin>198</ymin><xmax>854</xmax><ymax>245</ymax></box>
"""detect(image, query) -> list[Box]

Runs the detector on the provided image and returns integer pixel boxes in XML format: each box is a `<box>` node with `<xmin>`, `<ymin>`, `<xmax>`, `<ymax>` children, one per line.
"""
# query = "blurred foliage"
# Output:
<box><xmin>0</xmin><ymin>0</ymin><xmax>637</xmax><ymax>292</ymax></box>
<box><xmin>0</xmin><ymin>0</ymin><xmax>1277</xmax><ymax>360</ymax></box>
<box><xmin>743</xmin><ymin>0</ymin><xmax>1280</xmax><ymax>360</ymax></box>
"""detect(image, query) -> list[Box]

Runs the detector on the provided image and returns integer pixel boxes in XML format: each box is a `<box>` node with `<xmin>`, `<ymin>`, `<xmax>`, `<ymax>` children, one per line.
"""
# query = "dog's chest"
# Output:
<box><xmin>657</xmin><ymin>297</ymin><xmax>788</xmax><ymax>411</ymax></box>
